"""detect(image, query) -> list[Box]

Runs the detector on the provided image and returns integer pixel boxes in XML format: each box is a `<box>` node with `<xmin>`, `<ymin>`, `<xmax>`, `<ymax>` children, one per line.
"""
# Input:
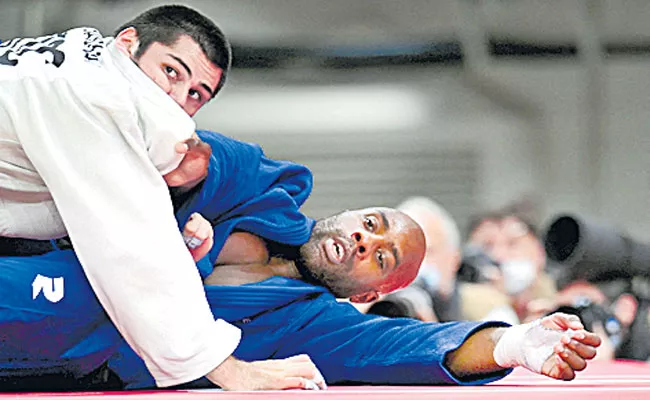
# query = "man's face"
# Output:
<box><xmin>300</xmin><ymin>207</ymin><xmax>426</xmax><ymax>300</ymax></box>
<box><xmin>118</xmin><ymin>30</ymin><xmax>223</xmax><ymax>116</ymax></box>
<box><xmin>469</xmin><ymin>216</ymin><xmax>545</xmax><ymax>273</ymax></box>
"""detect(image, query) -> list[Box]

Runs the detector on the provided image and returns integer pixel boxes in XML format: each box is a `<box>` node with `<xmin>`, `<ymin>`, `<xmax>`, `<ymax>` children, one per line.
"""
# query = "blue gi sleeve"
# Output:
<box><xmin>259</xmin><ymin>294</ymin><xmax>513</xmax><ymax>385</ymax></box>
<box><xmin>110</xmin><ymin>280</ymin><xmax>514</xmax><ymax>389</ymax></box>
<box><xmin>175</xmin><ymin>130</ymin><xmax>314</xmax><ymax>268</ymax></box>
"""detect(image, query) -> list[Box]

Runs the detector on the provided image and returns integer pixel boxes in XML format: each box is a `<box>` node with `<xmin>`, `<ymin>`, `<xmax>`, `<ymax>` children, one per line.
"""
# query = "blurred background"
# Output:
<box><xmin>1</xmin><ymin>0</ymin><xmax>648</xmax><ymax>240</ymax></box>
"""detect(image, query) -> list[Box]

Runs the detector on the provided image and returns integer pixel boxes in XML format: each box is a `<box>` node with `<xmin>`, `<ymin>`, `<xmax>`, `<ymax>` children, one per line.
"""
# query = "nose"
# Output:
<box><xmin>351</xmin><ymin>231</ymin><xmax>380</xmax><ymax>259</ymax></box>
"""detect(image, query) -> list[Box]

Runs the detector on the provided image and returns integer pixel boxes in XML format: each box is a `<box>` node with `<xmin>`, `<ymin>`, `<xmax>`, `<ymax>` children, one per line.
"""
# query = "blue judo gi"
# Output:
<box><xmin>0</xmin><ymin>131</ymin><xmax>511</xmax><ymax>388</ymax></box>
<box><xmin>0</xmin><ymin>251</ymin><xmax>510</xmax><ymax>388</ymax></box>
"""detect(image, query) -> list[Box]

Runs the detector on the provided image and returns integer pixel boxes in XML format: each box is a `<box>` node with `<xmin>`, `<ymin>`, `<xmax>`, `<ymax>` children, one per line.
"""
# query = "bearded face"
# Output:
<box><xmin>299</xmin><ymin>207</ymin><xmax>426</xmax><ymax>300</ymax></box>
<box><xmin>300</xmin><ymin>213</ymin><xmax>363</xmax><ymax>298</ymax></box>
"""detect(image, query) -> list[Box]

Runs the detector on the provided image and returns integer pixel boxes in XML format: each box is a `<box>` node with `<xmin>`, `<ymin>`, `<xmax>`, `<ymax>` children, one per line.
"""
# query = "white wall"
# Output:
<box><xmin>195</xmin><ymin>58</ymin><xmax>650</xmax><ymax>242</ymax></box>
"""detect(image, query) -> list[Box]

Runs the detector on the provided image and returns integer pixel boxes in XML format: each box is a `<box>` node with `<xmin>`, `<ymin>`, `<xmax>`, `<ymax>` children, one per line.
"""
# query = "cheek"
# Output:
<box><xmin>183</xmin><ymin>104</ymin><xmax>198</xmax><ymax>117</ymax></box>
<box><xmin>349</xmin><ymin>259</ymin><xmax>382</xmax><ymax>282</ymax></box>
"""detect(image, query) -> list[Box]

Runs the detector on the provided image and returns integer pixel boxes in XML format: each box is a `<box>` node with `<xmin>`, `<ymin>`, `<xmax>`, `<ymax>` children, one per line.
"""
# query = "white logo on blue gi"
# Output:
<box><xmin>32</xmin><ymin>274</ymin><xmax>64</xmax><ymax>303</ymax></box>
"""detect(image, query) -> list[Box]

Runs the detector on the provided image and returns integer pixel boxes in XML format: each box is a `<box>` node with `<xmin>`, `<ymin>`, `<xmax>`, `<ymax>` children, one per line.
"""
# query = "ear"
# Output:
<box><xmin>533</xmin><ymin>239</ymin><xmax>547</xmax><ymax>272</ymax></box>
<box><xmin>349</xmin><ymin>291</ymin><xmax>379</xmax><ymax>304</ymax></box>
<box><xmin>114</xmin><ymin>27</ymin><xmax>140</xmax><ymax>57</ymax></box>
<box><xmin>613</xmin><ymin>293</ymin><xmax>638</xmax><ymax>327</ymax></box>
<box><xmin>451</xmin><ymin>250</ymin><xmax>462</xmax><ymax>273</ymax></box>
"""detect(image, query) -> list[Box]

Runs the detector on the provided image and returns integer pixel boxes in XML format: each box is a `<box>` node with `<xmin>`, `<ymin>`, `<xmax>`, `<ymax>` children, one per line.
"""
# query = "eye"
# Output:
<box><xmin>188</xmin><ymin>88</ymin><xmax>202</xmax><ymax>102</ymax></box>
<box><xmin>164</xmin><ymin>65</ymin><xmax>178</xmax><ymax>78</ymax></box>
<box><xmin>376</xmin><ymin>250</ymin><xmax>385</xmax><ymax>269</ymax></box>
<box><xmin>364</xmin><ymin>216</ymin><xmax>378</xmax><ymax>232</ymax></box>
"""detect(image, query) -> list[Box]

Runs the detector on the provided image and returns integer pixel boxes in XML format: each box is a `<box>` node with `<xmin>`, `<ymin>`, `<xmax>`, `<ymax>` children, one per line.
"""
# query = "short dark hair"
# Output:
<box><xmin>114</xmin><ymin>4</ymin><xmax>232</xmax><ymax>96</ymax></box>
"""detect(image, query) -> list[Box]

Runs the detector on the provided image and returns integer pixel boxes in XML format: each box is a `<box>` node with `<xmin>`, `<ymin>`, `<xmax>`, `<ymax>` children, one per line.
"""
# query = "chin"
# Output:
<box><xmin>300</xmin><ymin>238</ymin><xmax>329</xmax><ymax>272</ymax></box>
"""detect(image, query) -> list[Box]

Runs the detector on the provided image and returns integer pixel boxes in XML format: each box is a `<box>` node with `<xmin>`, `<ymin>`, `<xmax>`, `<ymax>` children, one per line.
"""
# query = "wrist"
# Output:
<box><xmin>206</xmin><ymin>356</ymin><xmax>240</xmax><ymax>388</ymax></box>
<box><xmin>493</xmin><ymin>319</ymin><xmax>565</xmax><ymax>374</ymax></box>
<box><xmin>492</xmin><ymin>323</ymin><xmax>529</xmax><ymax>370</ymax></box>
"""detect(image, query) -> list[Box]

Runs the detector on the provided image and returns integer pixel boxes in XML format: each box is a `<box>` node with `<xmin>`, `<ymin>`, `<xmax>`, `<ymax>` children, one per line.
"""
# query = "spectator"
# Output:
<box><xmin>395</xmin><ymin>196</ymin><xmax>464</xmax><ymax>321</ymax></box>
<box><xmin>465</xmin><ymin>204</ymin><xmax>557</xmax><ymax>323</ymax></box>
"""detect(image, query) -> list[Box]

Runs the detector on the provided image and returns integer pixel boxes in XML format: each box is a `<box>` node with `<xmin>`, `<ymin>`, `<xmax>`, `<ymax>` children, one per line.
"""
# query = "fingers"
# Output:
<box><xmin>563</xmin><ymin>332</ymin><xmax>600</xmax><ymax>358</ymax></box>
<box><xmin>542</xmin><ymin>312</ymin><xmax>584</xmax><ymax>331</ymax></box>
<box><xmin>175</xmin><ymin>141</ymin><xmax>190</xmax><ymax>154</ymax></box>
<box><xmin>543</xmin><ymin>353</ymin><xmax>576</xmax><ymax>381</ymax></box>
<box><xmin>572</xmin><ymin>330</ymin><xmax>602</xmax><ymax>348</ymax></box>
<box><xmin>183</xmin><ymin>213</ymin><xmax>211</xmax><ymax>239</ymax></box>
<box><xmin>282</xmin><ymin>377</ymin><xmax>322</xmax><ymax>390</ymax></box>
<box><xmin>555</xmin><ymin>343</ymin><xmax>587</xmax><ymax>372</ymax></box>
<box><xmin>541</xmin><ymin>328</ymin><xmax>601</xmax><ymax>381</ymax></box>
<box><xmin>176</xmin><ymin>136</ymin><xmax>212</xmax><ymax>157</ymax></box>
<box><xmin>266</xmin><ymin>354</ymin><xmax>327</xmax><ymax>390</ymax></box>
<box><xmin>183</xmin><ymin>214</ymin><xmax>214</xmax><ymax>260</ymax></box>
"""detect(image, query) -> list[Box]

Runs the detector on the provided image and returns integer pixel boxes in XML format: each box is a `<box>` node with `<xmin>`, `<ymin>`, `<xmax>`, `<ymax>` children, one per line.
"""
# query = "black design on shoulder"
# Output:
<box><xmin>0</xmin><ymin>32</ymin><xmax>67</xmax><ymax>68</ymax></box>
<box><xmin>81</xmin><ymin>28</ymin><xmax>106</xmax><ymax>63</ymax></box>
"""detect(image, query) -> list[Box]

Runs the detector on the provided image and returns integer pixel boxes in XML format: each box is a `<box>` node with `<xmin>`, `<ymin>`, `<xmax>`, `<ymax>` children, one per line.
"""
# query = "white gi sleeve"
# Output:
<box><xmin>2</xmin><ymin>73</ymin><xmax>241</xmax><ymax>387</ymax></box>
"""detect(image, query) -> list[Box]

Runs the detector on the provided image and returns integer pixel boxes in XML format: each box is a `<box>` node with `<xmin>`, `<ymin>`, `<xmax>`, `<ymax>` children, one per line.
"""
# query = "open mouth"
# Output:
<box><xmin>323</xmin><ymin>237</ymin><xmax>349</xmax><ymax>264</ymax></box>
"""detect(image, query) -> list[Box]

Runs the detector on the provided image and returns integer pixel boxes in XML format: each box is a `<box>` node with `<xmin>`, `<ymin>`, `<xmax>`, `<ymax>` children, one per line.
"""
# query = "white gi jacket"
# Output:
<box><xmin>0</xmin><ymin>28</ymin><xmax>241</xmax><ymax>386</ymax></box>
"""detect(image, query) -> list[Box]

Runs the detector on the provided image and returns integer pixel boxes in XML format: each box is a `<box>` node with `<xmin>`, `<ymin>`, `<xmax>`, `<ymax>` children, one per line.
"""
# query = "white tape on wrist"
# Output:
<box><xmin>493</xmin><ymin>319</ymin><xmax>573</xmax><ymax>373</ymax></box>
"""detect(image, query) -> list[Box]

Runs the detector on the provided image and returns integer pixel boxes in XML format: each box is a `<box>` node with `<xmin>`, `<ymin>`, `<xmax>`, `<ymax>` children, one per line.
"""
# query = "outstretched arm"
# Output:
<box><xmin>445</xmin><ymin>313</ymin><xmax>601</xmax><ymax>381</ymax></box>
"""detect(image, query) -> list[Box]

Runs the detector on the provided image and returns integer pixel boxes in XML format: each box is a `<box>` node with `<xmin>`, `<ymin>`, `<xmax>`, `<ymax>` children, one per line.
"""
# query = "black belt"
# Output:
<box><xmin>0</xmin><ymin>362</ymin><xmax>124</xmax><ymax>392</ymax></box>
<box><xmin>0</xmin><ymin>236</ymin><xmax>73</xmax><ymax>257</ymax></box>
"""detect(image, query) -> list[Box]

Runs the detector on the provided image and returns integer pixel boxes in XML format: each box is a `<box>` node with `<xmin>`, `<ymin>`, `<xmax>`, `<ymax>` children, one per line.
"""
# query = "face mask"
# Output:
<box><xmin>500</xmin><ymin>259</ymin><xmax>537</xmax><ymax>295</ymax></box>
<box><xmin>416</xmin><ymin>264</ymin><xmax>441</xmax><ymax>294</ymax></box>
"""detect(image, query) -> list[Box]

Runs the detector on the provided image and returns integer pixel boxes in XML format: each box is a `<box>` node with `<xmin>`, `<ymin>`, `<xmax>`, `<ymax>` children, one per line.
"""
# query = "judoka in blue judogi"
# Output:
<box><xmin>0</xmin><ymin>131</ymin><xmax>514</xmax><ymax>389</ymax></box>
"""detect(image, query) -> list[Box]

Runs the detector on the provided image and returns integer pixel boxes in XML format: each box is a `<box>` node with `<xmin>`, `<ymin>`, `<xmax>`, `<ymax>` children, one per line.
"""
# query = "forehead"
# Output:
<box><xmin>345</xmin><ymin>207</ymin><xmax>410</xmax><ymax>228</ymax></box>
<box><xmin>145</xmin><ymin>35</ymin><xmax>204</xmax><ymax>58</ymax></box>
<box><xmin>472</xmin><ymin>217</ymin><xmax>531</xmax><ymax>243</ymax></box>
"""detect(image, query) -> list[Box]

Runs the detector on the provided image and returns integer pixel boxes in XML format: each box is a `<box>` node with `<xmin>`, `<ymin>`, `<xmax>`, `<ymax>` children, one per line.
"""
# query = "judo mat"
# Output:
<box><xmin>0</xmin><ymin>360</ymin><xmax>647</xmax><ymax>400</ymax></box>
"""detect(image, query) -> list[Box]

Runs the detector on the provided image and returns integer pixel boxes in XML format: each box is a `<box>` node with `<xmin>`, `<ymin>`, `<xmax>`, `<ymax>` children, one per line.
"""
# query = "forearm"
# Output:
<box><xmin>444</xmin><ymin>327</ymin><xmax>508</xmax><ymax>379</ymax></box>
<box><xmin>11</xmin><ymin>77</ymin><xmax>240</xmax><ymax>386</ymax></box>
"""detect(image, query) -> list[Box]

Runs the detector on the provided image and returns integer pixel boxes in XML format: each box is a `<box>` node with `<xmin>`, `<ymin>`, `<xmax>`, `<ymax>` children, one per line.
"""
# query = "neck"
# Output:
<box><xmin>204</xmin><ymin>258</ymin><xmax>301</xmax><ymax>286</ymax></box>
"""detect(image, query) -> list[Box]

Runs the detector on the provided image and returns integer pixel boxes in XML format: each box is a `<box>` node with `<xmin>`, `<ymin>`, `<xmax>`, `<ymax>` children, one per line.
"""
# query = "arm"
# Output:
<box><xmin>443</xmin><ymin>327</ymin><xmax>506</xmax><ymax>379</ymax></box>
<box><xmin>263</xmin><ymin>294</ymin><xmax>599</xmax><ymax>385</ymax></box>
<box><xmin>445</xmin><ymin>313</ymin><xmax>601</xmax><ymax>381</ymax></box>
<box><xmin>7</xmin><ymin>77</ymin><xmax>326</xmax><ymax>390</ymax></box>
<box><xmin>5</xmin><ymin>73</ymin><xmax>239</xmax><ymax>387</ymax></box>
<box><xmin>266</xmin><ymin>294</ymin><xmax>512</xmax><ymax>385</ymax></box>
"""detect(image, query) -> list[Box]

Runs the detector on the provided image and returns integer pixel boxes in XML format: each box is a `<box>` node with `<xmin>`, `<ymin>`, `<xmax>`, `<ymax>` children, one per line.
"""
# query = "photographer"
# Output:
<box><xmin>544</xmin><ymin>279</ymin><xmax>639</xmax><ymax>361</ymax></box>
<box><xmin>544</xmin><ymin>214</ymin><xmax>650</xmax><ymax>361</ymax></box>
<box><xmin>460</xmin><ymin>206</ymin><xmax>557</xmax><ymax>324</ymax></box>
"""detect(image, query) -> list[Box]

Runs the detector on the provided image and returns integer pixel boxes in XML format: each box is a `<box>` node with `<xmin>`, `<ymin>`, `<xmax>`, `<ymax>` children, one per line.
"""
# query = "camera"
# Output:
<box><xmin>456</xmin><ymin>244</ymin><xmax>500</xmax><ymax>284</ymax></box>
<box><xmin>544</xmin><ymin>215</ymin><xmax>650</xmax><ymax>292</ymax></box>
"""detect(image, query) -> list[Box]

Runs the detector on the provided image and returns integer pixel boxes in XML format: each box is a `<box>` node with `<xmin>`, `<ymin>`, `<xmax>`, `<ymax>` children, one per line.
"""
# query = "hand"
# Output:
<box><xmin>540</xmin><ymin>313</ymin><xmax>601</xmax><ymax>380</ymax></box>
<box><xmin>493</xmin><ymin>312</ymin><xmax>601</xmax><ymax>381</ymax></box>
<box><xmin>206</xmin><ymin>355</ymin><xmax>327</xmax><ymax>391</ymax></box>
<box><xmin>163</xmin><ymin>133</ymin><xmax>212</xmax><ymax>190</ymax></box>
<box><xmin>182</xmin><ymin>213</ymin><xmax>214</xmax><ymax>262</ymax></box>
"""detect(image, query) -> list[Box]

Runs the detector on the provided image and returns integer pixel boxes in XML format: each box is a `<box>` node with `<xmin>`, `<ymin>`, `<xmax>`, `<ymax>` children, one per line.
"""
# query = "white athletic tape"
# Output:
<box><xmin>183</xmin><ymin>234</ymin><xmax>204</xmax><ymax>250</ymax></box>
<box><xmin>304</xmin><ymin>379</ymin><xmax>321</xmax><ymax>390</ymax></box>
<box><xmin>493</xmin><ymin>319</ymin><xmax>575</xmax><ymax>373</ymax></box>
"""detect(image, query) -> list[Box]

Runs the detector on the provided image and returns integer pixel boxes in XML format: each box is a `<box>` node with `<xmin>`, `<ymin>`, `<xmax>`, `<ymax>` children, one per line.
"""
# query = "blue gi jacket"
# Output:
<box><xmin>0</xmin><ymin>130</ymin><xmax>313</xmax><ymax>378</ymax></box>
<box><xmin>180</xmin><ymin>130</ymin><xmax>315</xmax><ymax>275</ymax></box>
<box><xmin>0</xmin><ymin>131</ymin><xmax>511</xmax><ymax>388</ymax></box>
<box><xmin>0</xmin><ymin>251</ymin><xmax>509</xmax><ymax>388</ymax></box>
